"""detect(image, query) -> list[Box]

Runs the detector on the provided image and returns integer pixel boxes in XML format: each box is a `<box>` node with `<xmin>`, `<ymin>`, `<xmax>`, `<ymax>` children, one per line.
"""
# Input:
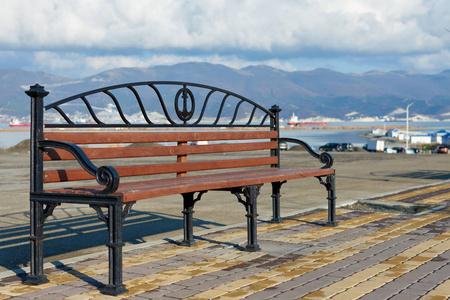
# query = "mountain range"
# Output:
<box><xmin>1</xmin><ymin>62</ymin><xmax>450</xmax><ymax>120</ymax></box>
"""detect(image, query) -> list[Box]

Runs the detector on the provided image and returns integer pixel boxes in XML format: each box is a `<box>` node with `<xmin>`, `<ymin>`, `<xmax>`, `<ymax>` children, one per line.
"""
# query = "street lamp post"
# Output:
<box><xmin>406</xmin><ymin>103</ymin><xmax>413</xmax><ymax>149</ymax></box>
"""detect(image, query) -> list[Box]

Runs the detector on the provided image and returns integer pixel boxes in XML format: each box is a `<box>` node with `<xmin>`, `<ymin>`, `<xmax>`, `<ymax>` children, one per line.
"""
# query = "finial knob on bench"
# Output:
<box><xmin>26</xmin><ymin>84</ymin><xmax>49</xmax><ymax>98</ymax></box>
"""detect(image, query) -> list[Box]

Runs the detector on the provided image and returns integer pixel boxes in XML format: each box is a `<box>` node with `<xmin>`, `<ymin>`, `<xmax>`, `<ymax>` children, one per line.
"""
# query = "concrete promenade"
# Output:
<box><xmin>0</xmin><ymin>181</ymin><xmax>449</xmax><ymax>299</ymax></box>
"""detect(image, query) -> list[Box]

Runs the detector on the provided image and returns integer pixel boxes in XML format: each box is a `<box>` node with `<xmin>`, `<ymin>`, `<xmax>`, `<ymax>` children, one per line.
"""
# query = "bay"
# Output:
<box><xmin>1</xmin><ymin>121</ymin><xmax>449</xmax><ymax>150</ymax></box>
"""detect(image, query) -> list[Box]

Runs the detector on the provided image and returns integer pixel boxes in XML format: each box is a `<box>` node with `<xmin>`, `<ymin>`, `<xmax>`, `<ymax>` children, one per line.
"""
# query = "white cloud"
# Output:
<box><xmin>1</xmin><ymin>0</ymin><xmax>450</xmax><ymax>76</ymax></box>
<box><xmin>3</xmin><ymin>0</ymin><xmax>449</xmax><ymax>53</ymax></box>
<box><xmin>400</xmin><ymin>50</ymin><xmax>450</xmax><ymax>72</ymax></box>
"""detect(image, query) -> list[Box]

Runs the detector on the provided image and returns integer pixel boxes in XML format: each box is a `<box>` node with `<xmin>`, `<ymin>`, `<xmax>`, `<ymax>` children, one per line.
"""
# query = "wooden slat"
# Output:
<box><xmin>177</xmin><ymin>141</ymin><xmax>187</xmax><ymax>177</ymax></box>
<box><xmin>44</xmin><ymin>168</ymin><xmax>335</xmax><ymax>202</ymax></box>
<box><xmin>43</xmin><ymin>130</ymin><xmax>277</xmax><ymax>144</ymax></box>
<box><xmin>43</xmin><ymin>156</ymin><xmax>278</xmax><ymax>183</ymax></box>
<box><xmin>43</xmin><ymin>141</ymin><xmax>278</xmax><ymax>161</ymax></box>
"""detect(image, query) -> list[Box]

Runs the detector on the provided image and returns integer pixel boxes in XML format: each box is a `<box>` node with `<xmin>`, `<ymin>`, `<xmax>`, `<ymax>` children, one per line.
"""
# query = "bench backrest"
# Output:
<box><xmin>27</xmin><ymin>82</ymin><xmax>281</xmax><ymax>191</ymax></box>
<box><xmin>42</xmin><ymin>130</ymin><xmax>278</xmax><ymax>184</ymax></box>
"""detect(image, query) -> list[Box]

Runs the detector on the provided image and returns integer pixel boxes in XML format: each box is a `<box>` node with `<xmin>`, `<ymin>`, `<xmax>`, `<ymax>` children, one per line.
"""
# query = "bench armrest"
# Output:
<box><xmin>279</xmin><ymin>137</ymin><xmax>333</xmax><ymax>169</ymax></box>
<box><xmin>39</xmin><ymin>140</ymin><xmax>120</xmax><ymax>194</ymax></box>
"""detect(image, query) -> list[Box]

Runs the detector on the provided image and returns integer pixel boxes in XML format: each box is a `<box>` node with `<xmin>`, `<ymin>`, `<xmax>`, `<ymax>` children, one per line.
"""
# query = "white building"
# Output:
<box><xmin>443</xmin><ymin>133</ymin><xmax>450</xmax><ymax>145</ymax></box>
<box><xmin>430</xmin><ymin>130</ymin><xmax>450</xmax><ymax>144</ymax></box>
<box><xmin>386</xmin><ymin>128</ymin><xmax>400</xmax><ymax>138</ymax></box>
<box><xmin>410</xmin><ymin>135</ymin><xmax>432</xmax><ymax>144</ymax></box>
<box><xmin>371</xmin><ymin>127</ymin><xmax>385</xmax><ymax>135</ymax></box>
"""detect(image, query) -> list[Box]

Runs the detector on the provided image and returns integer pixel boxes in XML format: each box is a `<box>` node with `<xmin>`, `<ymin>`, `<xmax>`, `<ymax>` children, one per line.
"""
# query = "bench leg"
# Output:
<box><xmin>317</xmin><ymin>174</ymin><xmax>338</xmax><ymax>227</ymax></box>
<box><xmin>101</xmin><ymin>204</ymin><xmax>128</xmax><ymax>296</ymax></box>
<box><xmin>271</xmin><ymin>181</ymin><xmax>286</xmax><ymax>223</ymax></box>
<box><xmin>181</xmin><ymin>191</ymin><xmax>207</xmax><ymax>247</ymax></box>
<box><xmin>181</xmin><ymin>192</ymin><xmax>196</xmax><ymax>246</ymax></box>
<box><xmin>233</xmin><ymin>185</ymin><xmax>262</xmax><ymax>252</ymax></box>
<box><xmin>26</xmin><ymin>201</ymin><xmax>49</xmax><ymax>285</ymax></box>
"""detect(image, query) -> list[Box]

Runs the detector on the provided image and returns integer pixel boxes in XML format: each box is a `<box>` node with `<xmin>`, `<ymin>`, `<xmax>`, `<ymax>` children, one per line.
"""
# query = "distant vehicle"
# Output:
<box><xmin>384</xmin><ymin>147</ymin><xmax>397</xmax><ymax>154</ymax></box>
<box><xmin>434</xmin><ymin>145</ymin><xmax>449</xmax><ymax>154</ymax></box>
<box><xmin>188</xmin><ymin>141</ymin><xmax>209</xmax><ymax>145</ymax></box>
<box><xmin>410</xmin><ymin>148</ymin><xmax>421</xmax><ymax>154</ymax></box>
<box><xmin>392</xmin><ymin>147</ymin><xmax>406</xmax><ymax>153</ymax></box>
<box><xmin>319</xmin><ymin>143</ymin><xmax>342</xmax><ymax>152</ymax></box>
<box><xmin>405</xmin><ymin>148</ymin><xmax>415</xmax><ymax>154</ymax></box>
<box><xmin>340</xmin><ymin>143</ymin><xmax>353</xmax><ymax>151</ymax></box>
<box><xmin>279</xmin><ymin>141</ymin><xmax>289</xmax><ymax>151</ymax></box>
<box><xmin>365</xmin><ymin>140</ymin><xmax>385</xmax><ymax>152</ymax></box>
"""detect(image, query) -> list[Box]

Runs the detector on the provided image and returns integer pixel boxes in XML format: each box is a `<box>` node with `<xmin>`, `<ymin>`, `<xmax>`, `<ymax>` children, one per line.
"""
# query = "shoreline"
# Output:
<box><xmin>0</xmin><ymin>125</ymin><xmax>448</xmax><ymax>133</ymax></box>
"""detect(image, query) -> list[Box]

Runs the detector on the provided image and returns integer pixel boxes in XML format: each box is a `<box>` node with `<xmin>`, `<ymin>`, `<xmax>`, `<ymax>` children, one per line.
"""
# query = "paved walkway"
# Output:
<box><xmin>1</xmin><ymin>182</ymin><xmax>449</xmax><ymax>299</ymax></box>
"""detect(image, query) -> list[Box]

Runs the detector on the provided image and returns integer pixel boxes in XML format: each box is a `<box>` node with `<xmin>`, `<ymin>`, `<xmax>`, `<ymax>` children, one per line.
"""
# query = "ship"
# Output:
<box><xmin>301</xmin><ymin>121</ymin><xmax>328</xmax><ymax>126</ymax></box>
<box><xmin>287</xmin><ymin>113</ymin><xmax>328</xmax><ymax>126</ymax></box>
<box><xmin>9</xmin><ymin>119</ymin><xmax>31</xmax><ymax>127</ymax></box>
<box><xmin>287</xmin><ymin>113</ymin><xmax>299</xmax><ymax>126</ymax></box>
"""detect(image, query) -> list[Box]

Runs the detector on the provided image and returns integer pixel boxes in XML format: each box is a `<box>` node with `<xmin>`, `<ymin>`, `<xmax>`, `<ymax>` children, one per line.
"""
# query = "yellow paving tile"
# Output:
<box><xmin>184</xmin><ymin>213</ymin><xmax>448</xmax><ymax>300</ymax></box>
<box><xmin>309</xmin><ymin>231</ymin><xmax>450</xmax><ymax>299</ymax></box>
<box><xmin>189</xmin><ymin>288</ymin><xmax>229</xmax><ymax>299</ymax></box>
<box><xmin>420</xmin><ymin>278</ymin><xmax>450</xmax><ymax>299</ymax></box>
<box><xmin>331</xmin><ymin>287</ymin><xmax>375</xmax><ymax>300</ymax></box>
<box><xmin>301</xmin><ymin>290</ymin><xmax>332</xmax><ymax>299</ymax></box>
<box><xmin>1</xmin><ymin>203</ymin><xmax>446</xmax><ymax>299</ymax></box>
<box><xmin>353</xmin><ymin>279</ymin><xmax>386</xmax><ymax>290</ymax></box>
<box><xmin>0</xmin><ymin>282</ymin><xmax>58</xmax><ymax>297</ymax></box>
<box><xmin>225</xmin><ymin>209</ymin><xmax>349</xmax><ymax>240</ymax></box>
<box><xmin>65</xmin><ymin>295</ymin><xmax>93</xmax><ymax>300</ymax></box>
<box><xmin>0</xmin><ymin>243</ymin><xmax>216</xmax><ymax>296</ymax></box>
<box><xmin>273</xmin><ymin>212</ymin><xmax>394</xmax><ymax>243</ymax></box>
<box><xmin>416</xmin><ymin>192</ymin><xmax>450</xmax><ymax>204</ymax></box>
<box><xmin>74</xmin><ymin>250</ymin><xmax>265</xmax><ymax>299</ymax></box>
<box><xmin>379</xmin><ymin>184</ymin><xmax>450</xmax><ymax>202</ymax></box>
<box><xmin>1</xmin><ymin>210</ymin><xmax>342</xmax><ymax>297</ymax></box>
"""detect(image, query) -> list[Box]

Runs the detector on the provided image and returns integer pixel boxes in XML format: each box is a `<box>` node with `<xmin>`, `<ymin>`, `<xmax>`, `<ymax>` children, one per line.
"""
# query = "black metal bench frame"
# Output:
<box><xmin>24</xmin><ymin>82</ymin><xmax>337</xmax><ymax>295</ymax></box>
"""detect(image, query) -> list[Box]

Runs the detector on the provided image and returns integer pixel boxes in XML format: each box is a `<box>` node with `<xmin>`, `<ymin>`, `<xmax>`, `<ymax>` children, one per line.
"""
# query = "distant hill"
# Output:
<box><xmin>1</xmin><ymin>63</ymin><xmax>450</xmax><ymax>120</ymax></box>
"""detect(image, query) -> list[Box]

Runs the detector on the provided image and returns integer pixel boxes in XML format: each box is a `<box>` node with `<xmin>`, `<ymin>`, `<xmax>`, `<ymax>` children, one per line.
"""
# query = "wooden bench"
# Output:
<box><xmin>25</xmin><ymin>82</ymin><xmax>336</xmax><ymax>295</ymax></box>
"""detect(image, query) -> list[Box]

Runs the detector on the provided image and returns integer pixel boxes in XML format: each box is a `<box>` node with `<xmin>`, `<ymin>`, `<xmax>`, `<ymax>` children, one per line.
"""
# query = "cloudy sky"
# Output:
<box><xmin>1</xmin><ymin>0</ymin><xmax>450</xmax><ymax>78</ymax></box>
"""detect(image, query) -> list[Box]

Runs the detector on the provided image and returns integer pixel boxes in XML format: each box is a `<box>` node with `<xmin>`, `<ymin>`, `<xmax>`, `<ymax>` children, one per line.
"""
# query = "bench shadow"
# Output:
<box><xmin>371</xmin><ymin>170</ymin><xmax>450</xmax><ymax>181</ymax></box>
<box><xmin>164</xmin><ymin>236</ymin><xmax>247</xmax><ymax>251</ymax></box>
<box><xmin>164</xmin><ymin>214</ymin><xmax>330</xmax><ymax>251</ymax></box>
<box><xmin>53</xmin><ymin>261</ymin><xmax>106</xmax><ymax>288</ymax></box>
<box><xmin>262</xmin><ymin>216</ymin><xmax>328</xmax><ymax>227</ymax></box>
<box><xmin>0</xmin><ymin>207</ymin><xmax>224</xmax><ymax>277</ymax></box>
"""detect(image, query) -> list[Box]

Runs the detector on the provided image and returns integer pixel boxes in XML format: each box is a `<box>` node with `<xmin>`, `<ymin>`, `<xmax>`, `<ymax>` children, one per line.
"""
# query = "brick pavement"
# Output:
<box><xmin>1</xmin><ymin>181</ymin><xmax>449</xmax><ymax>299</ymax></box>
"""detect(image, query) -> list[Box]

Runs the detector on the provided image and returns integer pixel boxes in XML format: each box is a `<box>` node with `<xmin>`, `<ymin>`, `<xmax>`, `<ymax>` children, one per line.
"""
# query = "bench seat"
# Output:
<box><xmin>44</xmin><ymin>168</ymin><xmax>335</xmax><ymax>202</ymax></box>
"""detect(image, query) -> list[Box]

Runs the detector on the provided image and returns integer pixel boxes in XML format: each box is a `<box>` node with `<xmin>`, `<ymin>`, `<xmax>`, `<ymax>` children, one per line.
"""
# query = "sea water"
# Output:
<box><xmin>1</xmin><ymin>122</ymin><xmax>449</xmax><ymax>150</ymax></box>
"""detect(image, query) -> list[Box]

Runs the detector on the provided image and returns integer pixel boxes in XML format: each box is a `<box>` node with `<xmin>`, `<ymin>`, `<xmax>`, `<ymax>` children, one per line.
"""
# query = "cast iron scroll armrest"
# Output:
<box><xmin>39</xmin><ymin>140</ymin><xmax>120</xmax><ymax>194</ymax></box>
<box><xmin>278</xmin><ymin>137</ymin><xmax>333</xmax><ymax>169</ymax></box>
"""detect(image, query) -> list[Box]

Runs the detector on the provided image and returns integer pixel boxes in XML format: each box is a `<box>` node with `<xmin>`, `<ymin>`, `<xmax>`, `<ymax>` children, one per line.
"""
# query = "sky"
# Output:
<box><xmin>1</xmin><ymin>0</ymin><xmax>450</xmax><ymax>78</ymax></box>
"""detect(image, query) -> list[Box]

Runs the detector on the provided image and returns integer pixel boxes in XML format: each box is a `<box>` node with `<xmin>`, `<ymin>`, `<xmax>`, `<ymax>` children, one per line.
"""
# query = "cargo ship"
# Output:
<box><xmin>287</xmin><ymin>113</ymin><xmax>300</xmax><ymax>126</ymax></box>
<box><xmin>9</xmin><ymin>119</ymin><xmax>31</xmax><ymax>127</ymax></box>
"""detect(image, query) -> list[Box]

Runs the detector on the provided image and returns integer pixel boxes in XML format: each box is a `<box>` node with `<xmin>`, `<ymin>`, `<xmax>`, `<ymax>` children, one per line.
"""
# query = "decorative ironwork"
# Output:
<box><xmin>44</xmin><ymin>81</ymin><xmax>274</xmax><ymax>128</ymax></box>
<box><xmin>181</xmin><ymin>191</ymin><xmax>207</xmax><ymax>246</ymax></box>
<box><xmin>175</xmin><ymin>86</ymin><xmax>195</xmax><ymax>123</ymax></box>
<box><xmin>278</xmin><ymin>137</ymin><xmax>334</xmax><ymax>169</ymax></box>
<box><xmin>231</xmin><ymin>185</ymin><xmax>263</xmax><ymax>251</ymax></box>
<box><xmin>317</xmin><ymin>175</ymin><xmax>338</xmax><ymax>227</ymax></box>
<box><xmin>40</xmin><ymin>204</ymin><xmax>59</xmax><ymax>227</ymax></box>
<box><xmin>40</xmin><ymin>140</ymin><xmax>120</xmax><ymax>194</ymax></box>
<box><xmin>90</xmin><ymin>203</ymin><xmax>135</xmax><ymax>230</ymax></box>
<box><xmin>271</xmin><ymin>181</ymin><xmax>287</xmax><ymax>223</ymax></box>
